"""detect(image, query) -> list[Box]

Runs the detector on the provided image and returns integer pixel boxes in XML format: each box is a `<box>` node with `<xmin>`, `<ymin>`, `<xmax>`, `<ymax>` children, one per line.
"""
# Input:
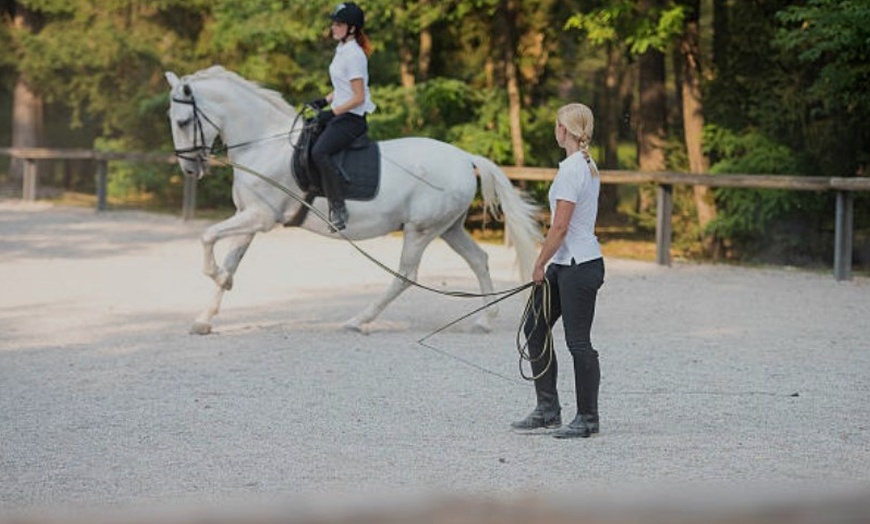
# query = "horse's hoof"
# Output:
<box><xmin>190</xmin><ymin>322</ymin><xmax>213</xmax><ymax>335</ymax></box>
<box><xmin>471</xmin><ymin>320</ymin><xmax>493</xmax><ymax>333</ymax></box>
<box><xmin>342</xmin><ymin>319</ymin><xmax>365</xmax><ymax>333</ymax></box>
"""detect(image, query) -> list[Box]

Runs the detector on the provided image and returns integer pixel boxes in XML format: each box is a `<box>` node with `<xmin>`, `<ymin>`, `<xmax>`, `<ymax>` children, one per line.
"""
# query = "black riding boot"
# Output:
<box><xmin>552</xmin><ymin>348</ymin><xmax>599</xmax><ymax>439</ymax></box>
<box><xmin>328</xmin><ymin>199</ymin><xmax>349</xmax><ymax>231</ymax></box>
<box><xmin>512</xmin><ymin>314</ymin><xmax>562</xmax><ymax>430</ymax></box>
<box><xmin>311</xmin><ymin>113</ymin><xmax>365</xmax><ymax>232</ymax></box>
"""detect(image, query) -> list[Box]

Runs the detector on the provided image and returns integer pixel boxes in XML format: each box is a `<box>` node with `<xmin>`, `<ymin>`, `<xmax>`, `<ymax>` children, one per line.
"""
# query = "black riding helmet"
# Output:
<box><xmin>330</xmin><ymin>2</ymin><xmax>365</xmax><ymax>28</ymax></box>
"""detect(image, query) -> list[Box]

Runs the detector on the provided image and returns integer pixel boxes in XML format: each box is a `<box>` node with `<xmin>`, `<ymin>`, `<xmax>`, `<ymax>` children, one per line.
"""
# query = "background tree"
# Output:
<box><xmin>775</xmin><ymin>0</ymin><xmax>870</xmax><ymax>177</ymax></box>
<box><xmin>677</xmin><ymin>0</ymin><xmax>716</xmax><ymax>240</ymax></box>
<box><xmin>4</xmin><ymin>0</ymin><xmax>44</xmax><ymax>183</ymax></box>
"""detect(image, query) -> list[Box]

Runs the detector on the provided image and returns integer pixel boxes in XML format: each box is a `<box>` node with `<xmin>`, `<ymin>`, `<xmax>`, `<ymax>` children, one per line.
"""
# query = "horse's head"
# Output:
<box><xmin>165</xmin><ymin>71</ymin><xmax>220</xmax><ymax>179</ymax></box>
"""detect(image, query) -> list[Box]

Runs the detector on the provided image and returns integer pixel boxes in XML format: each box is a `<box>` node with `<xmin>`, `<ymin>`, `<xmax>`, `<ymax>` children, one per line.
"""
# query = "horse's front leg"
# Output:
<box><xmin>192</xmin><ymin>212</ymin><xmax>270</xmax><ymax>335</ymax></box>
<box><xmin>200</xmin><ymin>213</ymin><xmax>266</xmax><ymax>288</ymax></box>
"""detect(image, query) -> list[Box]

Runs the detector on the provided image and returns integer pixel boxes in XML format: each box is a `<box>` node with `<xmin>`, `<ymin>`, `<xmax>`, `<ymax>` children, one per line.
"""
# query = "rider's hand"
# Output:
<box><xmin>307</xmin><ymin>98</ymin><xmax>328</xmax><ymax>110</ymax></box>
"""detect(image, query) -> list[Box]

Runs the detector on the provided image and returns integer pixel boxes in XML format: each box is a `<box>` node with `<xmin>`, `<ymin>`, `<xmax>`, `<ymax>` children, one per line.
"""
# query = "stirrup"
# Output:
<box><xmin>328</xmin><ymin>205</ymin><xmax>348</xmax><ymax>232</ymax></box>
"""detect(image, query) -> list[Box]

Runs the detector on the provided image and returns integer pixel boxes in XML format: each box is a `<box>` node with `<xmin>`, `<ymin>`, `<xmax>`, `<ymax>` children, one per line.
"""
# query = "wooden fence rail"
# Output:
<box><xmin>505</xmin><ymin>166</ymin><xmax>870</xmax><ymax>281</ymax></box>
<box><xmin>2</xmin><ymin>148</ymin><xmax>868</xmax><ymax>280</ymax></box>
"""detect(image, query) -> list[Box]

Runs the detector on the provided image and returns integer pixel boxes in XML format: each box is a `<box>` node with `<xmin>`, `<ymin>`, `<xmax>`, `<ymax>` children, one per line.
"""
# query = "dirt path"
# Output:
<box><xmin>2</xmin><ymin>201</ymin><xmax>869</xmax><ymax>515</ymax></box>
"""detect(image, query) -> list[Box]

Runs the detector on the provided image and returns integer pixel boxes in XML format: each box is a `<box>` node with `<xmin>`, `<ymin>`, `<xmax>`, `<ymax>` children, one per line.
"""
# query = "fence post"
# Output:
<box><xmin>182</xmin><ymin>175</ymin><xmax>197</xmax><ymax>221</ymax></box>
<box><xmin>834</xmin><ymin>190</ymin><xmax>854</xmax><ymax>281</ymax></box>
<box><xmin>22</xmin><ymin>159</ymin><xmax>37</xmax><ymax>201</ymax></box>
<box><xmin>95</xmin><ymin>160</ymin><xmax>108</xmax><ymax>211</ymax></box>
<box><xmin>656</xmin><ymin>184</ymin><xmax>673</xmax><ymax>266</ymax></box>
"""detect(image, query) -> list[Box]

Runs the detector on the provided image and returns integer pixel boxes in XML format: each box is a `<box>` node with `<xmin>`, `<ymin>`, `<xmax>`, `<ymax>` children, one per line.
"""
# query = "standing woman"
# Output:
<box><xmin>511</xmin><ymin>103</ymin><xmax>605</xmax><ymax>439</ymax></box>
<box><xmin>310</xmin><ymin>2</ymin><xmax>376</xmax><ymax>231</ymax></box>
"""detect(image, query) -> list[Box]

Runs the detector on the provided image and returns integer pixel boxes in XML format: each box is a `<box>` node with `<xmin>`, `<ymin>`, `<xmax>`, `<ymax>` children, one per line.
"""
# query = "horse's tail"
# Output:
<box><xmin>471</xmin><ymin>155</ymin><xmax>543</xmax><ymax>281</ymax></box>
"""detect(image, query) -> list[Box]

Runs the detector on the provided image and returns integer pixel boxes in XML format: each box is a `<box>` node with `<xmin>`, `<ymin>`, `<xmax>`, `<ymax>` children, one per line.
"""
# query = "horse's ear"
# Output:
<box><xmin>165</xmin><ymin>71</ymin><xmax>180</xmax><ymax>87</ymax></box>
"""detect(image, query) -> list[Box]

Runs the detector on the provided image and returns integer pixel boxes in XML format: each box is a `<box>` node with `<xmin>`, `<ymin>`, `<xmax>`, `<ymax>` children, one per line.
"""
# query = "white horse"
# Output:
<box><xmin>165</xmin><ymin>66</ymin><xmax>541</xmax><ymax>335</ymax></box>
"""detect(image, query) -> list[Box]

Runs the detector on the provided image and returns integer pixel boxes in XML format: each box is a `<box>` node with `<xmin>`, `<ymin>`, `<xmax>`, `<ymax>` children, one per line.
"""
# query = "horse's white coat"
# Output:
<box><xmin>166</xmin><ymin>66</ymin><xmax>542</xmax><ymax>334</ymax></box>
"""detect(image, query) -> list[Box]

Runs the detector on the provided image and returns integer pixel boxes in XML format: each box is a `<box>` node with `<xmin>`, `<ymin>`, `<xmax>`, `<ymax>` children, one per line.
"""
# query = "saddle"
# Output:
<box><xmin>291</xmin><ymin>116</ymin><xmax>381</xmax><ymax>202</ymax></box>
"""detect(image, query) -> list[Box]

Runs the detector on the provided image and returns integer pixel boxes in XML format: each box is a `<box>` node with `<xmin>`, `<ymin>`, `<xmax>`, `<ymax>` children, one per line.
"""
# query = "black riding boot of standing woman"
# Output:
<box><xmin>311</xmin><ymin>112</ymin><xmax>367</xmax><ymax>231</ymax></box>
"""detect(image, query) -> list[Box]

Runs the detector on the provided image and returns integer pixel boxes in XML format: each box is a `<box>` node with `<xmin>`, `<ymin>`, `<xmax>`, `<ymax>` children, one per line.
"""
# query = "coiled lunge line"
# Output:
<box><xmin>515</xmin><ymin>278</ymin><xmax>556</xmax><ymax>381</ymax></box>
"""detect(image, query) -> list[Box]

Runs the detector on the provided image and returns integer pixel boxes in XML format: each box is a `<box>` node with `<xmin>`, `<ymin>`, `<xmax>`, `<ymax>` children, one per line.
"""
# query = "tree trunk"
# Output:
<box><xmin>603</xmin><ymin>44</ymin><xmax>621</xmax><ymax>170</ymax></box>
<box><xmin>10</xmin><ymin>4</ymin><xmax>44</xmax><ymax>184</ymax></box>
<box><xmin>680</xmin><ymin>0</ymin><xmax>717</xmax><ymax>231</ymax></box>
<box><xmin>418</xmin><ymin>27</ymin><xmax>432</xmax><ymax>82</ymax></box>
<box><xmin>484</xmin><ymin>57</ymin><xmax>495</xmax><ymax>90</ymax></box>
<box><xmin>393</xmin><ymin>4</ymin><xmax>415</xmax><ymax>89</ymax></box>
<box><xmin>636</xmin><ymin>47</ymin><xmax>667</xmax><ymax>215</ymax></box>
<box><xmin>637</xmin><ymin>48</ymin><xmax>667</xmax><ymax>173</ymax></box>
<box><xmin>712</xmin><ymin>0</ymin><xmax>729</xmax><ymax>72</ymax></box>
<box><xmin>599</xmin><ymin>43</ymin><xmax>622</xmax><ymax>216</ymax></box>
<box><xmin>399</xmin><ymin>41</ymin><xmax>416</xmax><ymax>89</ymax></box>
<box><xmin>500</xmin><ymin>0</ymin><xmax>525</xmax><ymax>167</ymax></box>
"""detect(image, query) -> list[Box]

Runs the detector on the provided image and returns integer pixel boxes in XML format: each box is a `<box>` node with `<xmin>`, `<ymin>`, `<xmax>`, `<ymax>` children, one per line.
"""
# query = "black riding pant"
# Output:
<box><xmin>523</xmin><ymin>257</ymin><xmax>605</xmax><ymax>418</ymax></box>
<box><xmin>311</xmin><ymin>113</ymin><xmax>367</xmax><ymax>208</ymax></box>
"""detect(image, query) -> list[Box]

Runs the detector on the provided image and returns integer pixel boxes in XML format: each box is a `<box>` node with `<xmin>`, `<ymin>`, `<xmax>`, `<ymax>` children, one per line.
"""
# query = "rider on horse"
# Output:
<box><xmin>309</xmin><ymin>2</ymin><xmax>376</xmax><ymax>231</ymax></box>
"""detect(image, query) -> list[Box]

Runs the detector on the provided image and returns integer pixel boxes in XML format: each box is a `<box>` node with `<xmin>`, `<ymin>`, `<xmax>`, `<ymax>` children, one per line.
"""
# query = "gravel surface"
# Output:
<box><xmin>1</xmin><ymin>200</ymin><xmax>869</xmax><ymax>516</ymax></box>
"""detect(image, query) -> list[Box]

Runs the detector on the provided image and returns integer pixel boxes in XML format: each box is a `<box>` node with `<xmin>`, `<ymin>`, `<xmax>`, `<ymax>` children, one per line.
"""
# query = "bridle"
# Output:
<box><xmin>170</xmin><ymin>83</ymin><xmax>310</xmax><ymax>171</ymax></box>
<box><xmin>171</xmin><ymin>86</ymin><xmax>218</xmax><ymax>166</ymax></box>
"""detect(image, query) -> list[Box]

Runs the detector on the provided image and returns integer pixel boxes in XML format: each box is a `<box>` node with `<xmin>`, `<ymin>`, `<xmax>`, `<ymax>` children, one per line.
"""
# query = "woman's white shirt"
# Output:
<box><xmin>547</xmin><ymin>151</ymin><xmax>602</xmax><ymax>265</ymax></box>
<box><xmin>329</xmin><ymin>40</ymin><xmax>376</xmax><ymax>116</ymax></box>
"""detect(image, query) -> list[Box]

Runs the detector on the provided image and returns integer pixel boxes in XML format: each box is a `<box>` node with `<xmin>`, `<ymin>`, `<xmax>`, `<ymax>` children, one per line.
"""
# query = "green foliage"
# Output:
<box><xmin>565</xmin><ymin>1</ymin><xmax>686</xmax><ymax>54</ymax></box>
<box><xmin>702</xmin><ymin>125</ymin><xmax>816</xmax><ymax>240</ymax></box>
<box><xmin>774</xmin><ymin>0</ymin><xmax>870</xmax><ymax>177</ymax></box>
<box><xmin>370</xmin><ymin>78</ymin><xmax>561</xmax><ymax>167</ymax></box>
<box><xmin>96</xmin><ymin>137</ymin><xmax>170</xmax><ymax>200</ymax></box>
<box><xmin>521</xmin><ymin>100</ymin><xmax>566</xmax><ymax>168</ymax></box>
<box><xmin>205</xmin><ymin>0</ymin><xmax>330</xmax><ymax>94</ymax></box>
<box><xmin>775</xmin><ymin>0</ymin><xmax>870</xmax><ymax>116</ymax></box>
<box><xmin>448</xmin><ymin>90</ymin><xmax>514</xmax><ymax>164</ymax></box>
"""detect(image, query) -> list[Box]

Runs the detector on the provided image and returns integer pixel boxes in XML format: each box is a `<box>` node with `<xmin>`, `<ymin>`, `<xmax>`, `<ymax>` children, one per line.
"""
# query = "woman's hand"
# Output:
<box><xmin>533</xmin><ymin>263</ymin><xmax>546</xmax><ymax>285</ymax></box>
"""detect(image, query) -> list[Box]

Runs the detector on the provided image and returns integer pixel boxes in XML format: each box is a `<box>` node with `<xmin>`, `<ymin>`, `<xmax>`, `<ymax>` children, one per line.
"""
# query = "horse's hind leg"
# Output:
<box><xmin>343</xmin><ymin>226</ymin><xmax>438</xmax><ymax>332</ymax></box>
<box><xmin>441</xmin><ymin>218</ymin><xmax>497</xmax><ymax>332</ymax></box>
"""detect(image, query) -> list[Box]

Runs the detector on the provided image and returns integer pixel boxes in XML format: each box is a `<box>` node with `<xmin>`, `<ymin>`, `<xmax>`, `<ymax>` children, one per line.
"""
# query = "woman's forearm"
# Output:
<box><xmin>535</xmin><ymin>224</ymin><xmax>568</xmax><ymax>270</ymax></box>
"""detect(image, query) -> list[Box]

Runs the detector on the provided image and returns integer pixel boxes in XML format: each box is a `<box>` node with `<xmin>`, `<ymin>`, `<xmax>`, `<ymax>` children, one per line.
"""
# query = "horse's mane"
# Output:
<box><xmin>186</xmin><ymin>65</ymin><xmax>297</xmax><ymax>118</ymax></box>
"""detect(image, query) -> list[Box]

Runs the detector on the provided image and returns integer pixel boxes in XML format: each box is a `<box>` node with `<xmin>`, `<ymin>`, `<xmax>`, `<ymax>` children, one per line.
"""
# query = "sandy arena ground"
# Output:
<box><xmin>1</xmin><ymin>200</ymin><xmax>869</xmax><ymax>518</ymax></box>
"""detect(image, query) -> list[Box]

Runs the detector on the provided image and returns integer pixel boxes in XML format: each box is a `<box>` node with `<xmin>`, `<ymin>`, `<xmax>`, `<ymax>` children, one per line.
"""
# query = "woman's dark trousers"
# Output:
<box><xmin>523</xmin><ymin>257</ymin><xmax>605</xmax><ymax>421</ymax></box>
<box><xmin>311</xmin><ymin>113</ymin><xmax>367</xmax><ymax>220</ymax></box>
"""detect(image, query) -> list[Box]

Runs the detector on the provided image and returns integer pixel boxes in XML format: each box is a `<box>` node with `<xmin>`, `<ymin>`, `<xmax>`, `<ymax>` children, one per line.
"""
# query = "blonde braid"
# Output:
<box><xmin>578</xmin><ymin>136</ymin><xmax>600</xmax><ymax>178</ymax></box>
<box><xmin>557</xmin><ymin>103</ymin><xmax>599</xmax><ymax>177</ymax></box>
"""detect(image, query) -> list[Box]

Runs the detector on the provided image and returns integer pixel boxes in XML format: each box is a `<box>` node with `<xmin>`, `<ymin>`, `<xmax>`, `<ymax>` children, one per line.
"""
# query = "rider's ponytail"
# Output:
<box><xmin>356</xmin><ymin>29</ymin><xmax>373</xmax><ymax>57</ymax></box>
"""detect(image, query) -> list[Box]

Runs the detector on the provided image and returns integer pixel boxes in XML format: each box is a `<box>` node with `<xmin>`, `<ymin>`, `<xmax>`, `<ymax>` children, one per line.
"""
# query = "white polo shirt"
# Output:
<box><xmin>548</xmin><ymin>151</ymin><xmax>602</xmax><ymax>265</ymax></box>
<box><xmin>329</xmin><ymin>39</ymin><xmax>376</xmax><ymax>116</ymax></box>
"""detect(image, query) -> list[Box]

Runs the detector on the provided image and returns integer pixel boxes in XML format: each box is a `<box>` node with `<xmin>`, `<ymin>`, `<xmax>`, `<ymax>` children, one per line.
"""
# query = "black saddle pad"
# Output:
<box><xmin>291</xmin><ymin>121</ymin><xmax>380</xmax><ymax>202</ymax></box>
<box><xmin>333</xmin><ymin>139</ymin><xmax>380</xmax><ymax>201</ymax></box>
